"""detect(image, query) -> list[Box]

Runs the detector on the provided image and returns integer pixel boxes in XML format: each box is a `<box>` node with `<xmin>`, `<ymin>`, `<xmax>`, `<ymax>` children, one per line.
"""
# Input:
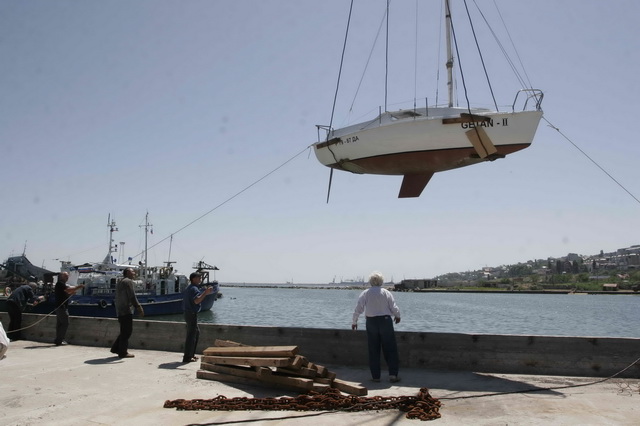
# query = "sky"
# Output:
<box><xmin>1</xmin><ymin>0</ymin><xmax>639</xmax><ymax>284</ymax></box>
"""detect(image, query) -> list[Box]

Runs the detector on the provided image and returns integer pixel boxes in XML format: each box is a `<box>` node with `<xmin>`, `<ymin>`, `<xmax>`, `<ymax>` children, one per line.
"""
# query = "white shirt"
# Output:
<box><xmin>352</xmin><ymin>286</ymin><xmax>401</xmax><ymax>325</ymax></box>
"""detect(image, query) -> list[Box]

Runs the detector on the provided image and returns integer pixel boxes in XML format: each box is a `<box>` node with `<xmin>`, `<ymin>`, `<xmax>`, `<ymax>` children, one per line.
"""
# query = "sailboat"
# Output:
<box><xmin>313</xmin><ymin>0</ymin><xmax>543</xmax><ymax>198</ymax></box>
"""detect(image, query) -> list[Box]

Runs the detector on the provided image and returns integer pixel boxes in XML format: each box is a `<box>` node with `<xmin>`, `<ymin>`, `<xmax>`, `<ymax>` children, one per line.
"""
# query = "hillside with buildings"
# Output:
<box><xmin>401</xmin><ymin>244</ymin><xmax>640</xmax><ymax>292</ymax></box>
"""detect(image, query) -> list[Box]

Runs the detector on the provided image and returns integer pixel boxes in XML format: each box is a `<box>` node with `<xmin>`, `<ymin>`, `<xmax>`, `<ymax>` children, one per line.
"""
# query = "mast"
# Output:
<box><xmin>444</xmin><ymin>0</ymin><xmax>454</xmax><ymax>107</ymax></box>
<box><xmin>140</xmin><ymin>212</ymin><xmax>153</xmax><ymax>280</ymax></box>
<box><xmin>164</xmin><ymin>234</ymin><xmax>176</xmax><ymax>269</ymax></box>
<box><xmin>103</xmin><ymin>214</ymin><xmax>118</xmax><ymax>265</ymax></box>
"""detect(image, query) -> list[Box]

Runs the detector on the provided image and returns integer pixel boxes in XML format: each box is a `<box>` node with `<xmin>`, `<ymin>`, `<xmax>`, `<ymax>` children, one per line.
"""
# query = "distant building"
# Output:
<box><xmin>395</xmin><ymin>279</ymin><xmax>438</xmax><ymax>291</ymax></box>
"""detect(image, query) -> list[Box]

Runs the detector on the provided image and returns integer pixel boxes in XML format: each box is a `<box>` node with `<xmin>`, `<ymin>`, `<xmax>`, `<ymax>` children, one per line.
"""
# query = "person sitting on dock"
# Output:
<box><xmin>182</xmin><ymin>272</ymin><xmax>216</xmax><ymax>363</ymax></box>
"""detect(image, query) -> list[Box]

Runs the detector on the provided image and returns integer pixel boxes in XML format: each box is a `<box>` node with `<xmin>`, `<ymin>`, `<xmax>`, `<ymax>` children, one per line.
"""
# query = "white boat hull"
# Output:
<box><xmin>313</xmin><ymin>108</ymin><xmax>543</xmax><ymax>176</ymax></box>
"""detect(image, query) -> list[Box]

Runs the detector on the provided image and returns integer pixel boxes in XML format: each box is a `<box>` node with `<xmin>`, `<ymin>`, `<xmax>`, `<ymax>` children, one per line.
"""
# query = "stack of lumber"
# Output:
<box><xmin>197</xmin><ymin>339</ymin><xmax>367</xmax><ymax>396</ymax></box>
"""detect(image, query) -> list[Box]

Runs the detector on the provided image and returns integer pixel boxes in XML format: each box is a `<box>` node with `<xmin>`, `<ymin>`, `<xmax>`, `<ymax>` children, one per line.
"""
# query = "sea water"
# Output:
<box><xmin>155</xmin><ymin>286</ymin><xmax>640</xmax><ymax>338</ymax></box>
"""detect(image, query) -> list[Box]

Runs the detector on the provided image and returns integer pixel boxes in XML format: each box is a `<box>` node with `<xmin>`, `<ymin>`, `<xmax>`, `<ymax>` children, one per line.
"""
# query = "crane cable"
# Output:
<box><xmin>544</xmin><ymin>116</ymin><xmax>640</xmax><ymax>206</ymax></box>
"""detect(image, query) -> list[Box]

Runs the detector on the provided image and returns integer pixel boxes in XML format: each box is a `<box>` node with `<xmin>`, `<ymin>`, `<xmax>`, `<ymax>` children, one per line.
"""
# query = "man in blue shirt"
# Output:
<box><xmin>182</xmin><ymin>272</ymin><xmax>216</xmax><ymax>363</ymax></box>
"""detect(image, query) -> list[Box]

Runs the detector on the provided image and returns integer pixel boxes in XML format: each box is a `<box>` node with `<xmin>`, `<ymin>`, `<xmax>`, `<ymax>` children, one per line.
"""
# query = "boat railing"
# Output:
<box><xmin>512</xmin><ymin>89</ymin><xmax>543</xmax><ymax>112</ymax></box>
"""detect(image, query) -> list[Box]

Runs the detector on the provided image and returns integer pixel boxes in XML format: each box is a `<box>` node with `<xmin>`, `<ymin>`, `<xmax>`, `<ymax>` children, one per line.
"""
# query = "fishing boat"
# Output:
<box><xmin>1</xmin><ymin>215</ymin><xmax>216</xmax><ymax>317</ymax></box>
<box><xmin>313</xmin><ymin>0</ymin><xmax>543</xmax><ymax>198</ymax></box>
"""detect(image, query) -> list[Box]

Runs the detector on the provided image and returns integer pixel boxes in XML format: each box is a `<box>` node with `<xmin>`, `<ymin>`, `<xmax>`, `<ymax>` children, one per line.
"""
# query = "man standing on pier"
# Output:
<box><xmin>54</xmin><ymin>271</ymin><xmax>85</xmax><ymax>346</ymax></box>
<box><xmin>182</xmin><ymin>272</ymin><xmax>216</xmax><ymax>363</ymax></box>
<box><xmin>110</xmin><ymin>268</ymin><xmax>144</xmax><ymax>358</ymax></box>
<box><xmin>352</xmin><ymin>271</ymin><xmax>402</xmax><ymax>383</ymax></box>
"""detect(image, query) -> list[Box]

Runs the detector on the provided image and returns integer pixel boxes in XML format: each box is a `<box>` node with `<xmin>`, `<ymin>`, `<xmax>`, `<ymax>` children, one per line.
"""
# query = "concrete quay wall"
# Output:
<box><xmin>2</xmin><ymin>313</ymin><xmax>639</xmax><ymax>378</ymax></box>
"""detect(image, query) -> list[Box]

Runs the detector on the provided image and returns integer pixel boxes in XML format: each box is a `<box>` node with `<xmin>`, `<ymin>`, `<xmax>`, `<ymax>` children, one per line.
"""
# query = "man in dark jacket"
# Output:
<box><xmin>54</xmin><ymin>272</ymin><xmax>85</xmax><ymax>346</ymax></box>
<box><xmin>7</xmin><ymin>283</ymin><xmax>44</xmax><ymax>341</ymax></box>
<box><xmin>110</xmin><ymin>268</ymin><xmax>144</xmax><ymax>358</ymax></box>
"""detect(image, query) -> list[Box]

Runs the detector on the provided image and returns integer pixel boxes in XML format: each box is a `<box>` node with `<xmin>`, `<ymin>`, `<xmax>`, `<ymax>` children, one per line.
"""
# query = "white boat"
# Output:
<box><xmin>313</xmin><ymin>0</ymin><xmax>543</xmax><ymax>198</ymax></box>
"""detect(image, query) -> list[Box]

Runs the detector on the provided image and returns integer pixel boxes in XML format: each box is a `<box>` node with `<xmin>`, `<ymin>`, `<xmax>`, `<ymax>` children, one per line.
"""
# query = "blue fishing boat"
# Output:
<box><xmin>1</xmin><ymin>214</ymin><xmax>218</xmax><ymax>317</ymax></box>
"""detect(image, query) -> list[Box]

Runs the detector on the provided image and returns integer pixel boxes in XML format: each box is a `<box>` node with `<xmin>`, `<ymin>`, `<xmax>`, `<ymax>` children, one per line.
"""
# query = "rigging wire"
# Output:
<box><xmin>471</xmin><ymin>0</ymin><xmax>530</xmax><ymax>95</ymax></box>
<box><xmin>544</xmin><ymin>117</ymin><xmax>640</xmax><ymax>206</ymax></box>
<box><xmin>328</xmin><ymin>0</ymin><xmax>355</xmax><ymax>132</ymax></box>
<box><xmin>131</xmin><ymin>146</ymin><xmax>311</xmax><ymax>260</ymax></box>
<box><xmin>384</xmin><ymin>0</ymin><xmax>390</xmax><ymax>112</ymax></box>
<box><xmin>462</xmin><ymin>0</ymin><xmax>498</xmax><ymax>111</ymax></box>
<box><xmin>346</xmin><ymin>6</ymin><xmax>388</xmax><ymax>124</ymax></box>
<box><xmin>489</xmin><ymin>0</ymin><xmax>535</xmax><ymax>90</ymax></box>
<box><xmin>413</xmin><ymin>0</ymin><xmax>418</xmax><ymax>110</ymax></box>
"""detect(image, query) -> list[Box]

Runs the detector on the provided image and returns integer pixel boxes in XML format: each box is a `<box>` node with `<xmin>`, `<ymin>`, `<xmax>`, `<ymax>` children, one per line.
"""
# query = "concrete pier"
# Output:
<box><xmin>2</xmin><ymin>313</ymin><xmax>640</xmax><ymax>425</ymax></box>
<box><xmin>2</xmin><ymin>312</ymin><xmax>639</xmax><ymax>378</ymax></box>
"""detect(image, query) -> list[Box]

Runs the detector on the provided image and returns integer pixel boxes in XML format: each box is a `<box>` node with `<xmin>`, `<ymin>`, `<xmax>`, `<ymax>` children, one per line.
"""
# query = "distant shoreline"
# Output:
<box><xmin>220</xmin><ymin>283</ymin><xmax>639</xmax><ymax>295</ymax></box>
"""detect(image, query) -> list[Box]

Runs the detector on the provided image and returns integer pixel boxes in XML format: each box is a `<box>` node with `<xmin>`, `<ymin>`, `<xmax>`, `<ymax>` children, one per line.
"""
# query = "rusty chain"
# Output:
<box><xmin>164</xmin><ymin>387</ymin><xmax>441</xmax><ymax>421</ymax></box>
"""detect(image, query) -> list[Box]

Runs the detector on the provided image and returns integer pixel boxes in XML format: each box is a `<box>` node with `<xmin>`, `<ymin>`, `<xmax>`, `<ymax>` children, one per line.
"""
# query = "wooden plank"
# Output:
<box><xmin>213</xmin><ymin>339</ymin><xmax>248</xmax><ymax>347</ymax></box>
<box><xmin>312</xmin><ymin>377</ymin><xmax>333</xmax><ymax>385</ymax></box>
<box><xmin>197</xmin><ymin>370</ymin><xmax>308</xmax><ymax>393</ymax></box>
<box><xmin>256</xmin><ymin>367</ymin><xmax>314</xmax><ymax>391</ymax></box>
<box><xmin>201</xmin><ymin>355</ymin><xmax>292</xmax><ymax>367</ymax></box>
<box><xmin>311</xmin><ymin>383</ymin><xmax>331</xmax><ymax>393</ymax></box>
<box><xmin>203</xmin><ymin>345</ymin><xmax>299</xmax><ymax>358</ymax></box>
<box><xmin>275</xmin><ymin>366</ymin><xmax>317</xmax><ymax>378</ymax></box>
<box><xmin>331</xmin><ymin>378</ymin><xmax>368</xmax><ymax>396</ymax></box>
<box><xmin>442</xmin><ymin>113</ymin><xmax>492</xmax><ymax>125</ymax></box>
<box><xmin>200</xmin><ymin>362</ymin><xmax>259</xmax><ymax>379</ymax></box>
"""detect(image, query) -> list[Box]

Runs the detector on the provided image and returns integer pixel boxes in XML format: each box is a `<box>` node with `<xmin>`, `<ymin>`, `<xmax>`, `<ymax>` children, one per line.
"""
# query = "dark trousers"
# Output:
<box><xmin>365</xmin><ymin>315</ymin><xmax>399</xmax><ymax>379</ymax></box>
<box><xmin>55</xmin><ymin>307</ymin><xmax>69</xmax><ymax>344</ymax></box>
<box><xmin>183</xmin><ymin>311</ymin><xmax>199</xmax><ymax>362</ymax></box>
<box><xmin>7</xmin><ymin>301</ymin><xmax>22</xmax><ymax>341</ymax></box>
<box><xmin>110</xmin><ymin>314</ymin><xmax>133</xmax><ymax>357</ymax></box>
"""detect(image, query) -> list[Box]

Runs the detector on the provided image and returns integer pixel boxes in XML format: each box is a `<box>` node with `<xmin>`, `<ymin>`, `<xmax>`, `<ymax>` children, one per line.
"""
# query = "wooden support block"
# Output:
<box><xmin>203</xmin><ymin>345</ymin><xmax>299</xmax><ymax>358</ymax></box>
<box><xmin>331</xmin><ymin>378</ymin><xmax>368</xmax><ymax>396</ymax></box>
<box><xmin>466</xmin><ymin>126</ymin><xmax>497</xmax><ymax>158</ymax></box>
<box><xmin>290</xmin><ymin>355</ymin><xmax>308</xmax><ymax>369</ymax></box>
<box><xmin>275</xmin><ymin>366</ymin><xmax>317</xmax><ymax>378</ymax></box>
<box><xmin>201</xmin><ymin>355</ymin><xmax>292</xmax><ymax>367</ymax></box>
<box><xmin>213</xmin><ymin>339</ymin><xmax>248</xmax><ymax>347</ymax></box>
<box><xmin>314</xmin><ymin>364</ymin><xmax>328</xmax><ymax>377</ymax></box>
<box><xmin>325</xmin><ymin>371</ymin><xmax>337</xmax><ymax>380</ymax></box>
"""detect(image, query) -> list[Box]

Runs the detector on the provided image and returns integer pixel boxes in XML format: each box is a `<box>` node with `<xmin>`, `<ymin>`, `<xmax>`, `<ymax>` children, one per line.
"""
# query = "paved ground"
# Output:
<box><xmin>1</xmin><ymin>340</ymin><xmax>639</xmax><ymax>425</ymax></box>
